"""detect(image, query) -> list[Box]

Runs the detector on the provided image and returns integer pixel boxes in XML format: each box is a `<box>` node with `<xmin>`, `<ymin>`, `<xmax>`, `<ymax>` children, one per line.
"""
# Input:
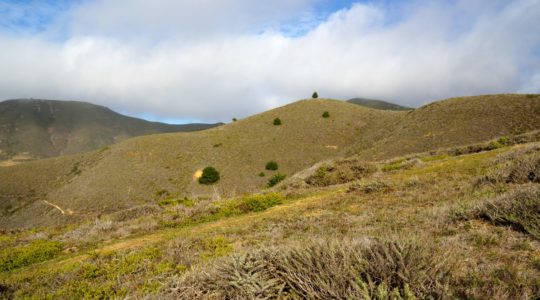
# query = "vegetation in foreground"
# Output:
<box><xmin>0</xmin><ymin>138</ymin><xmax>539</xmax><ymax>299</ymax></box>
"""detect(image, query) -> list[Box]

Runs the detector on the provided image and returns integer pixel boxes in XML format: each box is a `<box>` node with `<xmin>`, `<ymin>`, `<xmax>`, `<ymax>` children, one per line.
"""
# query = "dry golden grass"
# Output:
<box><xmin>3</xmin><ymin>95</ymin><xmax>539</xmax><ymax>230</ymax></box>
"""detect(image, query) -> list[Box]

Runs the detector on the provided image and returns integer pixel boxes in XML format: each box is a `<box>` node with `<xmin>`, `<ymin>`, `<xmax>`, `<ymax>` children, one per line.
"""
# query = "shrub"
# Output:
<box><xmin>486</xmin><ymin>140</ymin><xmax>504</xmax><ymax>150</ymax></box>
<box><xmin>0</xmin><ymin>240</ymin><xmax>63</xmax><ymax>272</ymax></box>
<box><xmin>232</xmin><ymin>118</ymin><xmax>237</xmax><ymax>122</ymax></box>
<box><xmin>312</xmin><ymin>91</ymin><xmax>319</xmax><ymax>99</ymax></box>
<box><xmin>348</xmin><ymin>179</ymin><xmax>391</xmax><ymax>194</ymax></box>
<box><xmin>159</xmin><ymin>197</ymin><xmax>195</xmax><ymax>207</ymax></box>
<box><xmin>459</xmin><ymin>186</ymin><xmax>540</xmax><ymax>239</ymax></box>
<box><xmin>265</xmin><ymin>161</ymin><xmax>278</xmax><ymax>171</ymax></box>
<box><xmin>165</xmin><ymin>238</ymin><xmax>451</xmax><ymax>299</ymax></box>
<box><xmin>475</xmin><ymin>149</ymin><xmax>540</xmax><ymax>187</ymax></box>
<box><xmin>198</xmin><ymin>167</ymin><xmax>220</xmax><ymax>185</ymax></box>
<box><xmin>267</xmin><ymin>173</ymin><xmax>286</xmax><ymax>187</ymax></box>
<box><xmin>273</xmin><ymin>118</ymin><xmax>282</xmax><ymax>126</ymax></box>
<box><xmin>382</xmin><ymin>158</ymin><xmax>421</xmax><ymax>172</ymax></box>
<box><xmin>305</xmin><ymin>159</ymin><xmax>376</xmax><ymax>187</ymax></box>
<box><xmin>258</xmin><ymin>172</ymin><xmax>266</xmax><ymax>177</ymax></box>
<box><xmin>236</xmin><ymin>193</ymin><xmax>284</xmax><ymax>213</ymax></box>
<box><xmin>322</xmin><ymin>111</ymin><xmax>330</xmax><ymax>118</ymax></box>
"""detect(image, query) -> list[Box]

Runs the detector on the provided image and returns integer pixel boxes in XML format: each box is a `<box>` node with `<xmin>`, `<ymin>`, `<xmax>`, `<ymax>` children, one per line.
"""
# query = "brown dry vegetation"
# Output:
<box><xmin>1</xmin><ymin>95</ymin><xmax>539</xmax><ymax>230</ymax></box>
<box><xmin>0</xmin><ymin>139</ymin><xmax>539</xmax><ymax>299</ymax></box>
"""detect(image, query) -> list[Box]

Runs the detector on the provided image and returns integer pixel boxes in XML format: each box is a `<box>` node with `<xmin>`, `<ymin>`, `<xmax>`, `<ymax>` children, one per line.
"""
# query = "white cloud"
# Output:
<box><xmin>0</xmin><ymin>0</ymin><xmax>538</xmax><ymax>122</ymax></box>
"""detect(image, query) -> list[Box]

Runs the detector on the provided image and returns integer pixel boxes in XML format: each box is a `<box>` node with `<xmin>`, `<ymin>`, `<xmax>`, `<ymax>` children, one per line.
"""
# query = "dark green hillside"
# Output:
<box><xmin>0</xmin><ymin>99</ymin><xmax>221</xmax><ymax>165</ymax></box>
<box><xmin>347</xmin><ymin>97</ymin><xmax>412</xmax><ymax>111</ymax></box>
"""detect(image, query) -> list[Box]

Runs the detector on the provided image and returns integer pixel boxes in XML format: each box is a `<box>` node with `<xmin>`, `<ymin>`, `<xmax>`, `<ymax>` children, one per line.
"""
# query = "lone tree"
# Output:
<box><xmin>322</xmin><ymin>111</ymin><xmax>330</xmax><ymax>118</ymax></box>
<box><xmin>312</xmin><ymin>91</ymin><xmax>319</xmax><ymax>99</ymax></box>
<box><xmin>232</xmin><ymin>118</ymin><xmax>237</xmax><ymax>122</ymax></box>
<box><xmin>273</xmin><ymin>118</ymin><xmax>282</xmax><ymax>126</ymax></box>
<box><xmin>265</xmin><ymin>161</ymin><xmax>279</xmax><ymax>171</ymax></box>
<box><xmin>198</xmin><ymin>166</ymin><xmax>220</xmax><ymax>185</ymax></box>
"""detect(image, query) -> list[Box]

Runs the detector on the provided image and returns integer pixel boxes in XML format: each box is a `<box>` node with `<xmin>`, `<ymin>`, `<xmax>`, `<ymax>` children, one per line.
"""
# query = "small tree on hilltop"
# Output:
<box><xmin>312</xmin><ymin>91</ymin><xmax>319</xmax><ymax>99</ymax></box>
<box><xmin>199</xmin><ymin>166</ymin><xmax>220</xmax><ymax>185</ymax></box>
<box><xmin>273</xmin><ymin>118</ymin><xmax>282</xmax><ymax>126</ymax></box>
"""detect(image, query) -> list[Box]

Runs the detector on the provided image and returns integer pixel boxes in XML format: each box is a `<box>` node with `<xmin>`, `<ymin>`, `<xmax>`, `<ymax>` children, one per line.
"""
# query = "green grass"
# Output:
<box><xmin>0</xmin><ymin>240</ymin><xmax>63</xmax><ymax>272</ymax></box>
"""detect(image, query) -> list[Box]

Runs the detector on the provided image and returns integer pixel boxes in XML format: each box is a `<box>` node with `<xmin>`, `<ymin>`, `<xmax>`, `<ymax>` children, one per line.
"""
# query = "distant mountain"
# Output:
<box><xmin>0</xmin><ymin>99</ymin><xmax>222</xmax><ymax>164</ymax></box>
<box><xmin>347</xmin><ymin>98</ymin><xmax>412</xmax><ymax>111</ymax></box>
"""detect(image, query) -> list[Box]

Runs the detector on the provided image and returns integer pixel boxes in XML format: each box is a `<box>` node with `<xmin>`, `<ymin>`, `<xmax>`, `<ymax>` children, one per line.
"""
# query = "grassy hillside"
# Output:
<box><xmin>347</xmin><ymin>97</ymin><xmax>412</xmax><ymax>111</ymax></box>
<box><xmin>0</xmin><ymin>99</ymin><xmax>221</xmax><ymax>165</ymax></box>
<box><xmin>0</xmin><ymin>99</ymin><xmax>401</xmax><ymax>229</ymax></box>
<box><xmin>0</xmin><ymin>94</ymin><xmax>539</xmax><ymax>230</ymax></box>
<box><xmin>356</xmin><ymin>94</ymin><xmax>540</xmax><ymax>159</ymax></box>
<box><xmin>1</xmin><ymin>139</ymin><xmax>539</xmax><ymax>299</ymax></box>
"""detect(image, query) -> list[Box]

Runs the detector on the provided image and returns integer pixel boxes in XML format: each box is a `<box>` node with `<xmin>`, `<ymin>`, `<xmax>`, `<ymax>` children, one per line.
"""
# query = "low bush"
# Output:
<box><xmin>164</xmin><ymin>238</ymin><xmax>452</xmax><ymax>299</ymax></box>
<box><xmin>322</xmin><ymin>111</ymin><xmax>330</xmax><ymax>118</ymax></box>
<box><xmin>159</xmin><ymin>197</ymin><xmax>195</xmax><ymax>207</ymax></box>
<box><xmin>199</xmin><ymin>167</ymin><xmax>220</xmax><ymax>185</ymax></box>
<box><xmin>382</xmin><ymin>158</ymin><xmax>421</xmax><ymax>172</ymax></box>
<box><xmin>348</xmin><ymin>179</ymin><xmax>391</xmax><ymax>194</ymax></box>
<box><xmin>458</xmin><ymin>186</ymin><xmax>540</xmax><ymax>239</ymax></box>
<box><xmin>258</xmin><ymin>172</ymin><xmax>265</xmax><ymax>177</ymax></box>
<box><xmin>305</xmin><ymin>158</ymin><xmax>376</xmax><ymax>187</ymax></box>
<box><xmin>236</xmin><ymin>193</ymin><xmax>283</xmax><ymax>213</ymax></box>
<box><xmin>0</xmin><ymin>240</ymin><xmax>63</xmax><ymax>272</ymax></box>
<box><xmin>273</xmin><ymin>118</ymin><xmax>282</xmax><ymax>126</ymax></box>
<box><xmin>267</xmin><ymin>173</ymin><xmax>286</xmax><ymax>187</ymax></box>
<box><xmin>475</xmin><ymin>149</ymin><xmax>540</xmax><ymax>187</ymax></box>
<box><xmin>175</xmin><ymin>193</ymin><xmax>285</xmax><ymax>227</ymax></box>
<box><xmin>265</xmin><ymin>161</ymin><xmax>278</xmax><ymax>171</ymax></box>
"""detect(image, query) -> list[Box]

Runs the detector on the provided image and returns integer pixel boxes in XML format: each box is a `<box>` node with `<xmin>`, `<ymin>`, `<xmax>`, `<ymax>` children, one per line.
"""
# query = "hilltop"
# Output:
<box><xmin>347</xmin><ymin>97</ymin><xmax>412</xmax><ymax>111</ymax></box>
<box><xmin>0</xmin><ymin>99</ymin><xmax>222</xmax><ymax>165</ymax></box>
<box><xmin>0</xmin><ymin>94</ymin><xmax>539</xmax><ymax>229</ymax></box>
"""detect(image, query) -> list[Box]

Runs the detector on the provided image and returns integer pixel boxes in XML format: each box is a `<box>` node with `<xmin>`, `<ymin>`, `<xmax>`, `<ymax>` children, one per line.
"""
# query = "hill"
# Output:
<box><xmin>356</xmin><ymin>94</ymin><xmax>540</xmax><ymax>159</ymax></box>
<box><xmin>347</xmin><ymin>97</ymin><xmax>412</xmax><ymax>111</ymax></box>
<box><xmin>1</xmin><ymin>136</ymin><xmax>539</xmax><ymax>298</ymax></box>
<box><xmin>0</xmin><ymin>94</ymin><xmax>539</xmax><ymax>229</ymax></box>
<box><xmin>0</xmin><ymin>99</ymin><xmax>222</xmax><ymax>165</ymax></box>
<box><xmin>0</xmin><ymin>99</ymin><xmax>400</xmax><ymax>228</ymax></box>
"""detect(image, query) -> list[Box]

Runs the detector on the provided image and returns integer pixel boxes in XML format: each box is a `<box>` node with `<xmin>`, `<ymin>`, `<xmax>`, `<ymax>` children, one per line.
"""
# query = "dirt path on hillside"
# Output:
<box><xmin>43</xmin><ymin>200</ymin><xmax>74</xmax><ymax>215</ymax></box>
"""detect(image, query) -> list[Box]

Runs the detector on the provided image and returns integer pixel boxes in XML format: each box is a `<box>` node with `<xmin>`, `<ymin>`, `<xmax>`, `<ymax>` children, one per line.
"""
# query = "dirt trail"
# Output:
<box><xmin>43</xmin><ymin>200</ymin><xmax>74</xmax><ymax>215</ymax></box>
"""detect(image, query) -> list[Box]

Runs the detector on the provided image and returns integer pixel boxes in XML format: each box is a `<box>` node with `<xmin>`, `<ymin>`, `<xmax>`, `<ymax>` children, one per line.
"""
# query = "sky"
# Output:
<box><xmin>0</xmin><ymin>0</ymin><xmax>539</xmax><ymax>123</ymax></box>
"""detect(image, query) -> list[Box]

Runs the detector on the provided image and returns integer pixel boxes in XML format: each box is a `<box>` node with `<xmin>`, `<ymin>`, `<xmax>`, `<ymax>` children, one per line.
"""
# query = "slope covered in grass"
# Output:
<box><xmin>0</xmin><ymin>94</ymin><xmax>539</xmax><ymax>229</ymax></box>
<box><xmin>357</xmin><ymin>94</ymin><xmax>540</xmax><ymax>159</ymax></box>
<box><xmin>1</xmin><ymin>141</ymin><xmax>539</xmax><ymax>299</ymax></box>
<box><xmin>0</xmin><ymin>99</ymin><xmax>400</xmax><ymax>228</ymax></box>
<box><xmin>0</xmin><ymin>99</ymin><xmax>221</xmax><ymax>165</ymax></box>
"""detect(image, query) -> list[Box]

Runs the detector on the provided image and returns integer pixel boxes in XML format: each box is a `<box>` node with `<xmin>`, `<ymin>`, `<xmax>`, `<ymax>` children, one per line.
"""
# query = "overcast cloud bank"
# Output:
<box><xmin>0</xmin><ymin>0</ymin><xmax>539</xmax><ymax>122</ymax></box>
